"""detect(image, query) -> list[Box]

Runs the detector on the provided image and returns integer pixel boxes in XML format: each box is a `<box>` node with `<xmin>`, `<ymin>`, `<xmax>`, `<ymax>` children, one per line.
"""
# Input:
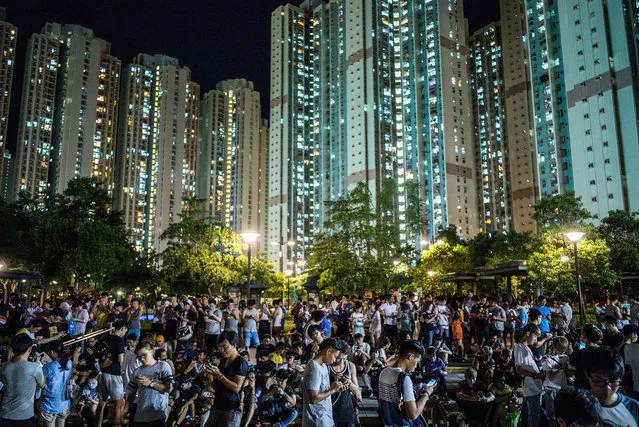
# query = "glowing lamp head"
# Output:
<box><xmin>564</xmin><ymin>231</ymin><xmax>585</xmax><ymax>243</ymax></box>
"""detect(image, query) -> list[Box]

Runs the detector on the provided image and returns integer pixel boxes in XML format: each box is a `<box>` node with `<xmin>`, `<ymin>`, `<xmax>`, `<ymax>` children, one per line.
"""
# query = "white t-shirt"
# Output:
<box><xmin>541</xmin><ymin>353</ymin><xmax>569</xmax><ymax>389</ymax></box>
<box><xmin>514</xmin><ymin>343</ymin><xmax>542</xmax><ymax>397</ymax></box>
<box><xmin>75</xmin><ymin>309</ymin><xmax>90</xmax><ymax>335</ymax></box>
<box><xmin>272</xmin><ymin>307</ymin><xmax>283</xmax><ymax>327</ymax></box>
<box><xmin>370</xmin><ymin>310</ymin><xmax>382</xmax><ymax>332</ymax></box>
<box><xmin>302</xmin><ymin>360</ymin><xmax>333</xmax><ymax>427</ymax></box>
<box><xmin>436</xmin><ymin>305</ymin><xmax>449</xmax><ymax>327</ymax></box>
<box><xmin>351</xmin><ymin>312</ymin><xmax>365</xmax><ymax>328</ymax></box>
<box><xmin>381</xmin><ymin>303</ymin><xmax>397</xmax><ymax>326</ymax></box>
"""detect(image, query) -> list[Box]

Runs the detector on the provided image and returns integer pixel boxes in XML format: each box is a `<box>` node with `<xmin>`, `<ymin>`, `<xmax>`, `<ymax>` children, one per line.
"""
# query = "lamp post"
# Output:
<box><xmin>240</xmin><ymin>232</ymin><xmax>260</xmax><ymax>301</ymax></box>
<box><xmin>285</xmin><ymin>269</ymin><xmax>293</xmax><ymax>307</ymax></box>
<box><xmin>565</xmin><ymin>231</ymin><xmax>586</xmax><ymax>326</ymax></box>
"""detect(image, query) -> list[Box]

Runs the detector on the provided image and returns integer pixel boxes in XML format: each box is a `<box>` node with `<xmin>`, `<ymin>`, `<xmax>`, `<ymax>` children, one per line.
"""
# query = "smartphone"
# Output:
<box><xmin>426</xmin><ymin>378</ymin><xmax>438</xmax><ymax>388</ymax></box>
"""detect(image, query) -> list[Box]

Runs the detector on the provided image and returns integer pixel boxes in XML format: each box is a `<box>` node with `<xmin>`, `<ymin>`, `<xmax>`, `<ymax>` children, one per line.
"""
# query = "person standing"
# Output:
<box><xmin>272</xmin><ymin>300</ymin><xmax>284</xmax><ymax>342</ymax></box>
<box><xmin>378</xmin><ymin>340</ymin><xmax>435</xmax><ymax>426</ymax></box>
<box><xmin>380</xmin><ymin>296</ymin><xmax>398</xmax><ymax>344</ymax></box>
<box><xmin>584</xmin><ymin>346</ymin><xmax>639</xmax><ymax>426</ymax></box>
<box><xmin>302</xmin><ymin>338</ymin><xmax>346</xmax><ymax>427</ymax></box>
<box><xmin>204</xmin><ymin>331</ymin><xmax>248</xmax><ymax>427</ymax></box>
<box><xmin>126</xmin><ymin>299</ymin><xmax>143</xmax><ymax>342</ymax></box>
<box><xmin>39</xmin><ymin>340</ymin><xmax>73</xmax><ymax>427</ymax></box>
<box><xmin>124</xmin><ymin>341</ymin><xmax>175</xmax><ymax>427</ymax></box>
<box><xmin>243</xmin><ymin>299</ymin><xmax>260</xmax><ymax>349</ymax></box>
<box><xmin>204</xmin><ymin>301</ymin><xmax>223</xmax><ymax>352</ymax></box>
<box><xmin>514</xmin><ymin>324</ymin><xmax>544</xmax><ymax>427</ymax></box>
<box><xmin>97</xmin><ymin>320</ymin><xmax>128</xmax><ymax>427</ymax></box>
<box><xmin>533</xmin><ymin>295</ymin><xmax>551</xmax><ymax>335</ymax></box>
<box><xmin>0</xmin><ymin>334</ymin><xmax>45</xmax><ymax>427</ymax></box>
<box><xmin>329</xmin><ymin>341</ymin><xmax>360</xmax><ymax>427</ymax></box>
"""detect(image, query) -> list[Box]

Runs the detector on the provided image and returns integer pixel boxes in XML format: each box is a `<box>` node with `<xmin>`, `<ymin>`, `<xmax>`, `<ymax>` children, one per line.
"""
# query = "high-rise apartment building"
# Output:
<box><xmin>182</xmin><ymin>81</ymin><xmax>200</xmax><ymax>209</ymax></box>
<box><xmin>14</xmin><ymin>23</ymin><xmax>63</xmax><ymax>200</ymax></box>
<box><xmin>93</xmin><ymin>40</ymin><xmax>121</xmax><ymax>198</ymax></box>
<box><xmin>0</xmin><ymin>8</ymin><xmax>16</xmax><ymax>195</ymax></box>
<box><xmin>500</xmin><ymin>0</ymin><xmax>538</xmax><ymax>233</ymax></box>
<box><xmin>522</xmin><ymin>0</ymin><xmax>639</xmax><ymax>221</ymax></box>
<box><xmin>524</xmin><ymin>0</ymin><xmax>572</xmax><ymax>198</ymax></box>
<box><xmin>1</xmin><ymin>150</ymin><xmax>12</xmax><ymax>200</ymax></box>
<box><xmin>115</xmin><ymin>54</ymin><xmax>196</xmax><ymax>254</ymax></box>
<box><xmin>198</xmin><ymin>79</ymin><xmax>268</xmax><ymax>250</ymax></box>
<box><xmin>13</xmin><ymin>23</ymin><xmax>119</xmax><ymax>201</ymax></box>
<box><xmin>50</xmin><ymin>25</ymin><xmax>102</xmax><ymax>193</ymax></box>
<box><xmin>269</xmin><ymin>0</ymin><xmax>477</xmax><ymax>269</ymax></box>
<box><xmin>198</xmin><ymin>89</ymin><xmax>227</xmax><ymax>224</ymax></box>
<box><xmin>470</xmin><ymin>22</ymin><xmax>511</xmax><ymax>233</ymax></box>
<box><xmin>555</xmin><ymin>0</ymin><xmax>639</xmax><ymax>218</ymax></box>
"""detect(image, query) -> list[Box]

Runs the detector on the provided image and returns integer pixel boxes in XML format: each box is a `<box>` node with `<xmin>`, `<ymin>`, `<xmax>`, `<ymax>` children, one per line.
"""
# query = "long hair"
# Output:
<box><xmin>51</xmin><ymin>340</ymin><xmax>71</xmax><ymax>370</ymax></box>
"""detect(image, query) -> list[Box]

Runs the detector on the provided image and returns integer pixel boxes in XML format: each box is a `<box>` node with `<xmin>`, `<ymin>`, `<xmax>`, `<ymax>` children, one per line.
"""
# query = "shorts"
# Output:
<box><xmin>99</xmin><ymin>372</ymin><xmax>125</xmax><ymax>401</ymax></box>
<box><xmin>38</xmin><ymin>409</ymin><xmax>69</xmax><ymax>427</ymax></box>
<box><xmin>524</xmin><ymin>394</ymin><xmax>542</xmax><ymax>426</ymax></box>
<box><xmin>244</xmin><ymin>331</ymin><xmax>260</xmax><ymax>348</ymax></box>
<box><xmin>272</xmin><ymin>326</ymin><xmax>282</xmax><ymax>339</ymax></box>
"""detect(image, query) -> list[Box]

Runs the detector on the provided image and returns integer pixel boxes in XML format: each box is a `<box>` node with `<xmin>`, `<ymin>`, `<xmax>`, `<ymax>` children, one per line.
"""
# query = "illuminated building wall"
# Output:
<box><xmin>114</xmin><ymin>60</ymin><xmax>154</xmax><ymax>252</ymax></box>
<box><xmin>524</xmin><ymin>0</ymin><xmax>572</xmax><ymax>197</ymax></box>
<box><xmin>269</xmin><ymin>0</ymin><xmax>478</xmax><ymax>269</ymax></box>
<box><xmin>93</xmin><ymin>40</ymin><xmax>120</xmax><ymax>198</ymax></box>
<box><xmin>50</xmin><ymin>25</ymin><xmax>103</xmax><ymax>193</ymax></box>
<box><xmin>556</xmin><ymin>0</ymin><xmax>639</xmax><ymax>219</ymax></box>
<box><xmin>499</xmin><ymin>0</ymin><xmax>538</xmax><ymax>233</ymax></box>
<box><xmin>269</xmin><ymin>2</ymin><xmax>318</xmax><ymax>269</ymax></box>
<box><xmin>470</xmin><ymin>22</ymin><xmax>511</xmax><ymax>233</ymax></box>
<box><xmin>0</xmin><ymin>8</ymin><xmax>16</xmax><ymax>195</ymax></box>
<box><xmin>198</xmin><ymin>79</ymin><xmax>267</xmax><ymax>250</ymax></box>
<box><xmin>198</xmin><ymin>89</ymin><xmax>227</xmax><ymax>224</ymax></box>
<box><xmin>183</xmin><ymin>80</ymin><xmax>200</xmax><ymax>207</ymax></box>
<box><xmin>115</xmin><ymin>54</ymin><xmax>194</xmax><ymax>254</ymax></box>
<box><xmin>14</xmin><ymin>23</ymin><xmax>62</xmax><ymax>200</ymax></box>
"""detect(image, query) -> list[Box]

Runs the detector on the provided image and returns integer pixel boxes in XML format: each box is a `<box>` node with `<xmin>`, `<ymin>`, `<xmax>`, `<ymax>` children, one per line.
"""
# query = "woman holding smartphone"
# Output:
<box><xmin>328</xmin><ymin>341</ymin><xmax>360</xmax><ymax>427</ymax></box>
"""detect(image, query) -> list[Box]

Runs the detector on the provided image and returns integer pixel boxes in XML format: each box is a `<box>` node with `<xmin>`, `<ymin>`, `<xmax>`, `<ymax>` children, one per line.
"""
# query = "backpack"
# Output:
<box><xmin>396</xmin><ymin>371</ymin><xmax>428</xmax><ymax>427</ymax></box>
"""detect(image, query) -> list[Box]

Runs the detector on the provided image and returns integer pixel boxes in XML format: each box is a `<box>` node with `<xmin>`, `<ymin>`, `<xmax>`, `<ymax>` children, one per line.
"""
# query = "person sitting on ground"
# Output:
<box><xmin>456</xmin><ymin>367</ymin><xmax>490</xmax><ymax>423</ymax></box>
<box><xmin>422</xmin><ymin>346</ymin><xmax>448</xmax><ymax>398</ymax></box>
<box><xmin>259</xmin><ymin>369</ymin><xmax>298</xmax><ymax>427</ymax></box>
<box><xmin>484</xmin><ymin>370</ymin><xmax>514</xmax><ymax>426</ymax></box>
<box><xmin>584</xmin><ymin>346</ymin><xmax>639</xmax><ymax>426</ymax></box>
<box><xmin>431</xmin><ymin>333</ymin><xmax>452</xmax><ymax>365</ymax></box>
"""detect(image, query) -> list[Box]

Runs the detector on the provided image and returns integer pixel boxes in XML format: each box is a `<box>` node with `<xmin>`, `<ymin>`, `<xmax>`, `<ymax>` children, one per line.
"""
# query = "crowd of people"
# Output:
<box><xmin>0</xmin><ymin>290</ymin><xmax>638</xmax><ymax>427</ymax></box>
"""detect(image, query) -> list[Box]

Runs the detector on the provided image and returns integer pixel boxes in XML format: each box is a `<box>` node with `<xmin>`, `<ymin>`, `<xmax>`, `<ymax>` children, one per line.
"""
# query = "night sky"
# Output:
<box><xmin>1</xmin><ymin>0</ymin><xmax>498</xmax><ymax>155</ymax></box>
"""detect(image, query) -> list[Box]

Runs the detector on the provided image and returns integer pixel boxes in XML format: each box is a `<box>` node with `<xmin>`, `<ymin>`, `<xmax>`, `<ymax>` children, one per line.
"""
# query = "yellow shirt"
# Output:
<box><xmin>270</xmin><ymin>352</ymin><xmax>283</xmax><ymax>366</ymax></box>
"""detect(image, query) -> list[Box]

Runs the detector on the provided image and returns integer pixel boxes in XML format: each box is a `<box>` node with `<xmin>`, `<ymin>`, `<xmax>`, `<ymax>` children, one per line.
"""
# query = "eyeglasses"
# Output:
<box><xmin>218</xmin><ymin>343</ymin><xmax>232</xmax><ymax>350</ymax></box>
<box><xmin>589</xmin><ymin>376</ymin><xmax>621</xmax><ymax>388</ymax></box>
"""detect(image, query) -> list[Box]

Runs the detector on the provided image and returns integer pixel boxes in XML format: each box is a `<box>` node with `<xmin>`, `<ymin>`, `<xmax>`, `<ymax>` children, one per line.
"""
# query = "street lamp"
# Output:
<box><xmin>285</xmin><ymin>269</ymin><xmax>293</xmax><ymax>307</ymax></box>
<box><xmin>241</xmin><ymin>232</ymin><xmax>260</xmax><ymax>300</ymax></box>
<box><xmin>565</xmin><ymin>231</ymin><xmax>586</xmax><ymax>326</ymax></box>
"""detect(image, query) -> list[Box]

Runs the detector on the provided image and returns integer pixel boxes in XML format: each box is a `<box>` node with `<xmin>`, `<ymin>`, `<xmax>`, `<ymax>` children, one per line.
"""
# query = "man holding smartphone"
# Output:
<box><xmin>378</xmin><ymin>340</ymin><xmax>436</xmax><ymax>426</ymax></box>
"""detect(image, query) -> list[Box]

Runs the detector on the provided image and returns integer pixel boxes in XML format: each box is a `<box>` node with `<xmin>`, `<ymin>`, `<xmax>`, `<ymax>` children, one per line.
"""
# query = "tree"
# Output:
<box><xmin>0</xmin><ymin>178</ymin><xmax>141</xmax><ymax>291</ymax></box>
<box><xmin>308</xmin><ymin>183</ymin><xmax>412</xmax><ymax>294</ymax></box>
<box><xmin>598</xmin><ymin>210</ymin><xmax>639</xmax><ymax>273</ymax></box>
<box><xmin>532</xmin><ymin>191</ymin><xmax>592</xmax><ymax>230</ymax></box>
<box><xmin>412</xmin><ymin>241</ymin><xmax>472</xmax><ymax>295</ymax></box>
<box><xmin>159</xmin><ymin>203</ymin><xmax>279</xmax><ymax>297</ymax></box>
<box><xmin>525</xmin><ymin>232</ymin><xmax>616</xmax><ymax>296</ymax></box>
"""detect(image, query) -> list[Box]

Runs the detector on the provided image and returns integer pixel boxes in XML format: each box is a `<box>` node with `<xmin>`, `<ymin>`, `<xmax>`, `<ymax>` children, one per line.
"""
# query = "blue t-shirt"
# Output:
<box><xmin>320</xmin><ymin>317</ymin><xmax>332</xmax><ymax>337</ymax></box>
<box><xmin>534</xmin><ymin>305</ymin><xmax>551</xmax><ymax>333</ymax></box>
<box><xmin>516</xmin><ymin>307</ymin><xmax>528</xmax><ymax>330</ymax></box>
<box><xmin>41</xmin><ymin>359</ymin><xmax>72</xmax><ymax>415</ymax></box>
